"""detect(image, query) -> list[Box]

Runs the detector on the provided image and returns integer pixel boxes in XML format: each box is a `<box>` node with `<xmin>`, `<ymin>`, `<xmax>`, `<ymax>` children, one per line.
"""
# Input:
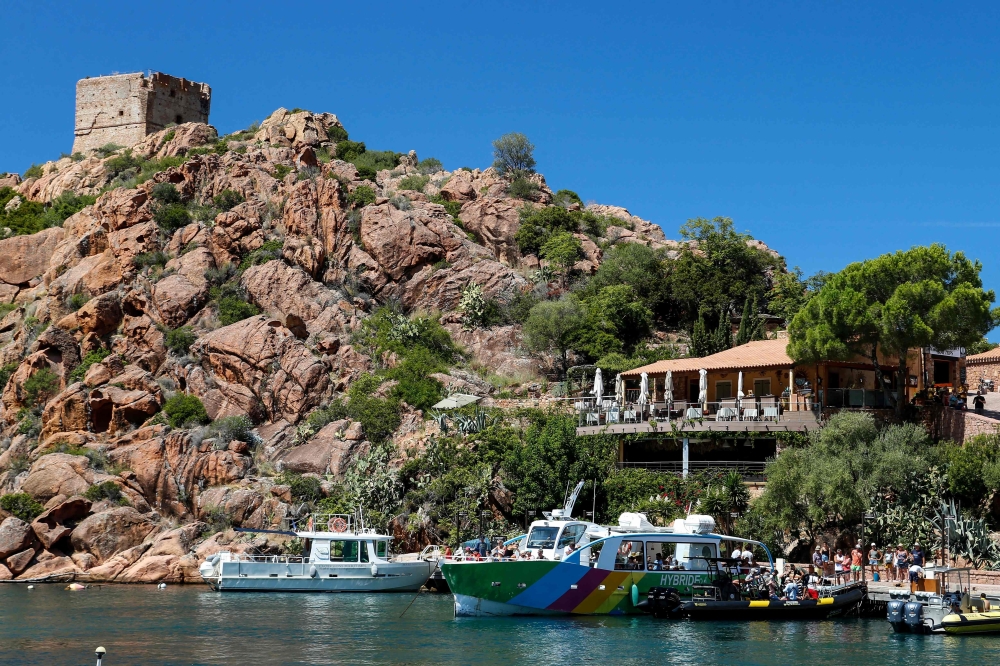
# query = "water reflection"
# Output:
<box><xmin>0</xmin><ymin>585</ymin><xmax>988</xmax><ymax>665</ymax></box>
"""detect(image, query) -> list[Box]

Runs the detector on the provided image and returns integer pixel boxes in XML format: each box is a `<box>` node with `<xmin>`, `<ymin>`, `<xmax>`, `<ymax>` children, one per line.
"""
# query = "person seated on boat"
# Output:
<box><xmin>804</xmin><ymin>566</ymin><xmax>820</xmax><ymax>600</ymax></box>
<box><xmin>783</xmin><ymin>577</ymin><xmax>799</xmax><ymax>601</ymax></box>
<box><xmin>980</xmin><ymin>593</ymin><xmax>991</xmax><ymax>612</ymax></box>
<box><xmin>651</xmin><ymin>553</ymin><xmax>664</xmax><ymax>571</ymax></box>
<box><xmin>668</xmin><ymin>555</ymin><xmax>679</xmax><ymax>570</ymax></box>
<box><xmin>564</xmin><ymin>543</ymin><xmax>576</xmax><ymax>559</ymax></box>
<box><xmin>535</xmin><ymin>548</ymin><xmax>544</xmax><ymax>561</ymax></box>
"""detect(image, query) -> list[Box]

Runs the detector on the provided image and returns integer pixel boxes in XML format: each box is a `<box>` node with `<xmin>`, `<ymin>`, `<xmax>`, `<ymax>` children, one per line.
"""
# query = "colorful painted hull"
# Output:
<box><xmin>442</xmin><ymin>560</ymin><xmax>712</xmax><ymax>616</ymax></box>
<box><xmin>942</xmin><ymin>611</ymin><xmax>1000</xmax><ymax>635</ymax></box>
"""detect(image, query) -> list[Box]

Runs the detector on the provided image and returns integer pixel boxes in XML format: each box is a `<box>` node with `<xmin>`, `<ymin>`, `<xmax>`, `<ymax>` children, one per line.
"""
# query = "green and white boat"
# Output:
<box><xmin>445</xmin><ymin>510</ymin><xmax>866</xmax><ymax>618</ymax></box>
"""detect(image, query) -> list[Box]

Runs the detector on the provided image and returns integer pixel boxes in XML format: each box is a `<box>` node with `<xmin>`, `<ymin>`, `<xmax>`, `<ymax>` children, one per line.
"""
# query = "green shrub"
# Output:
<box><xmin>66</xmin><ymin>292</ymin><xmax>89</xmax><ymax>311</ymax></box>
<box><xmin>238</xmin><ymin>240</ymin><xmax>283</xmax><ymax>271</ymax></box>
<box><xmin>218</xmin><ymin>296</ymin><xmax>260</xmax><ymax>326</ymax></box>
<box><xmin>428</xmin><ymin>195</ymin><xmax>462</xmax><ymax>222</ymax></box>
<box><xmin>151</xmin><ymin>182</ymin><xmax>181</xmax><ymax>204</ymax></box>
<box><xmin>201</xmin><ymin>505</ymin><xmax>232</xmax><ymax>533</ymax></box>
<box><xmin>347</xmin><ymin>185</ymin><xmax>376</xmax><ymax>209</ymax></box>
<box><xmin>278</xmin><ymin>472</ymin><xmax>323</xmax><ymax>503</ymax></box>
<box><xmin>506</xmin><ymin>177</ymin><xmax>539</xmax><ymax>200</ymax></box>
<box><xmin>540</xmin><ymin>231</ymin><xmax>583</xmax><ymax>273</ymax></box>
<box><xmin>0</xmin><ymin>362</ymin><xmax>17</xmax><ymax>392</ymax></box>
<box><xmin>0</xmin><ymin>493</ymin><xmax>44</xmax><ymax>522</ymax></box>
<box><xmin>492</xmin><ymin>132</ymin><xmax>536</xmax><ymax>179</ymax></box>
<box><xmin>166</xmin><ymin>326</ymin><xmax>196</xmax><ymax>354</ymax></box>
<box><xmin>335</xmin><ymin>140</ymin><xmax>367</xmax><ymax>161</ymax></box>
<box><xmin>154</xmin><ymin>203</ymin><xmax>191</xmax><ymax>231</ymax></box>
<box><xmin>163</xmin><ymin>393</ymin><xmax>210</xmax><ymax>428</ymax></box>
<box><xmin>163</xmin><ymin>130</ymin><xmax>176</xmax><ymax>142</ymax></box>
<box><xmin>514</xmin><ymin>206</ymin><xmax>581</xmax><ymax>255</ymax></box>
<box><xmin>388</xmin><ymin>348</ymin><xmax>444</xmax><ymax>411</ymax></box>
<box><xmin>84</xmin><ymin>481</ymin><xmax>127</xmax><ymax>505</ymax></box>
<box><xmin>135</xmin><ymin>155</ymin><xmax>187</xmax><ymax>184</ymax></box>
<box><xmin>553</xmin><ymin>189</ymin><xmax>583</xmax><ymax>207</ymax></box>
<box><xmin>46</xmin><ymin>190</ymin><xmax>96</xmax><ymax>222</ymax></box>
<box><xmin>272</xmin><ymin>164</ymin><xmax>292</xmax><ymax>180</ymax></box>
<box><xmin>134</xmin><ymin>251</ymin><xmax>171</xmax><ymax>269</ymax></box>
<box><xmin>69</xmin><ymin>349</ymin><xmax>110</xmax><ymax>383</ymax></box>
<box><xmin>213</xmin><ymin>189</ymin><xmax>245</xmax><ymax>212</ymax></box>
<box><xmin>345</xmin><ymin>375</ymin><xmax>401</xmax><ymax>444</ymax></box>
<box><xmin>23</xmin><ymin>368</ymin><xmax>59</xmax><ymax>406</ymax></box>
<box><xmin>23</xmin><ymin>164</ymin><xmax>44</xmax><ymax>179</ymax></box>
<box><xmin>398</xmin><ymin>175</ymin><xmax>429</xmax><ymax>192</ymax></box>
<box><xmin>328</xmin><ymin>126</ymin><xmax>349</xmax><ymax>143</ymax></box>
<box><xmin>105</xmin><ymin>150</ymin><xmax>143</xmax><ymax>179</ymax></box>
<box><xmin>208</xmin><ymin>415</ymin><xmax>258</xmax><ymax>446</ymax></box>
<box><xmin>95</xmin><ymin>143</ymin><xmax>123</xmax><ymax>157</ymax></box>
<box><xmin>417</xmin><ymin>157</ymin><xmax>443</xmax><ymax>174</ymax></box>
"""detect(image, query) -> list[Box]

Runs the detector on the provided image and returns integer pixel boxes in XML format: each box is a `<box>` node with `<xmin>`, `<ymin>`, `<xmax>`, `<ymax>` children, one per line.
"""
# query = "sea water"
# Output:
<box><xmin>1</xmin><ymin>584</ymin><xmax>997</xmax><ymax>665</ymax></box>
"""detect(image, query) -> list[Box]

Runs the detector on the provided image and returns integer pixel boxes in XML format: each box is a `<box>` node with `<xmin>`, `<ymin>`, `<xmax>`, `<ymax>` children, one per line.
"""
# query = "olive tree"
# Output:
<box><xmin>492</xmin><ymin>132</ymin><xmax>536</xmax><ymax>180</ymax></box>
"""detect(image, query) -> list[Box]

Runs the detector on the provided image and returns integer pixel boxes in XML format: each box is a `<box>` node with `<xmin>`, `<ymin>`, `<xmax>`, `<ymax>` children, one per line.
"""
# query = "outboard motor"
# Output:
<box><xmin>886</xmin><ymin>599</ymin><xmax>907</xmax><ymax>632</ymax></box>
<box><xmin>904</xmin><ymin>602</ymin><xmax>927</xmax><ymax>633</ymax></box>
<box><xmin>645</xmin><ymin>586</ymin><xmax>682</xmax><ymax>618</ymax></box>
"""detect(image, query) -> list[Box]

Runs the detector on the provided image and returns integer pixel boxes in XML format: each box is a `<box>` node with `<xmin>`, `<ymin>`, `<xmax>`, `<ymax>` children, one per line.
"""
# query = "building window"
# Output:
<box><xmin>175</xmin><ymin>114</ymin><xmax>183</xmax><ymax>124</ymax></box>
<box><xmin>715</xmin><ymin>381</ymin><xmax>732</xmax><ymax>400</ymax></box>
<box><xmin>753</xmin><ymin>379</ymin><xmax>771</xmax><ymax>396</ymax></box>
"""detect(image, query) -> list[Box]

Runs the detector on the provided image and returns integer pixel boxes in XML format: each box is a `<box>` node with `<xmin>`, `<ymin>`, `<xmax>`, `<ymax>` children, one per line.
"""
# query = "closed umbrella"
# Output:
<box><xmin>664</xmin><ymin>371</ymin><xmax>674</xmax><ymax>407</ymax></box>
<box><xmin>593</xmin><ymin>368</ymin><xmax>604</xmax><ymax>409</ymax></box>
<box><xmin>698</xmin><ymin>369</ymin><xmax>708</xmax><ymax>408</ymax></box>
<box><xmin>615</xmin><ymin>373</ymin><xmax>624</xmax><ymax>406</ymax></box>
<box><xmin>638</xmin><ymin>372</ymin><xmax>650</xmax><ymax>415</ymax></box>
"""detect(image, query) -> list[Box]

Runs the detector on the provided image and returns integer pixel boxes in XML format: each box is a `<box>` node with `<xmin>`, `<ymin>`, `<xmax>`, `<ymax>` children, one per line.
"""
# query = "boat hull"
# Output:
<box><xmin>942</xmin><ymin>611</ymin><xmax>1000</xmax><ymax>635</ymax></box>
<box><xmin>443</xmin><ymin>560</ymin><xmax>713</xmax><ymax>616</ymax></box>
<box><xmin>678</xmin><ymin>586</ymin><xmax>865</xmax><ymax>620</ymax></box>
<box><xmin>205</xmin><ymin>560</ymin><xmax>435</xmax><ymax>592</ymax></box>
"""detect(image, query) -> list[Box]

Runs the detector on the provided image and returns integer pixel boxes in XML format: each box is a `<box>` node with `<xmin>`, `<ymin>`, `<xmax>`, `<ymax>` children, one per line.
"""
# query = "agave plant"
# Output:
<box><xmin>455</xmin><ymin>407</ymin><xmax>495</xmax><ymax>434</ymax></box>
<box><xmin>429</xmin><ymin>410</ymin><xmax>449</xmax><ymax>436</ymax></box>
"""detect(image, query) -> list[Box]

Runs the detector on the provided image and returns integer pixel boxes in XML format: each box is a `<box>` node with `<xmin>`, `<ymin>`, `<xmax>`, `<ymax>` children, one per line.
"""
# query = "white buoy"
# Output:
<box><xmin>26</xmin><ymin>585</ymin><xmax>34</xmax><ymax>590</ymax></box>
<box><xmin>157</xmin><ymin>583</ymin><xmax>167</xmax><ymax>589</ymax></box>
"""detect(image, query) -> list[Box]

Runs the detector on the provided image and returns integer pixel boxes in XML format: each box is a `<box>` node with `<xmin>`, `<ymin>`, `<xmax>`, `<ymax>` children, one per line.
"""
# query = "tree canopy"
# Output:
<box><xmin>788</xmin><ymin>244</ymin><xmax>998</xmax><ymax>411</ymax></box>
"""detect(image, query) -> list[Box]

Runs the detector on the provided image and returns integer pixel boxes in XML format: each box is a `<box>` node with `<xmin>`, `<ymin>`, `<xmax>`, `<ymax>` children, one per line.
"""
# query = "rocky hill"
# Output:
<box><xmin>0</xmin><ymin>108</ymin><xmax>785</xmax><ymax>582</ymax></box>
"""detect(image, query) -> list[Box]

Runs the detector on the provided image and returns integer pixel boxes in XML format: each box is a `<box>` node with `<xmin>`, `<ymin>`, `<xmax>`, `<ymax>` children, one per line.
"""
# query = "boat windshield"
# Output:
<box><xmin>526</xmin><ymin>526</ymin><xmax>559</xmax><ymax>549</ymax></box>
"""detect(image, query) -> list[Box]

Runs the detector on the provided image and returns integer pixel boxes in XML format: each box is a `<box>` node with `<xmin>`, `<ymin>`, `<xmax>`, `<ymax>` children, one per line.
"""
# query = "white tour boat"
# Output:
<box><xmin>199</xmin><ymin>513</ymin><xmax>437</xmax><ymax>592</ymax></box>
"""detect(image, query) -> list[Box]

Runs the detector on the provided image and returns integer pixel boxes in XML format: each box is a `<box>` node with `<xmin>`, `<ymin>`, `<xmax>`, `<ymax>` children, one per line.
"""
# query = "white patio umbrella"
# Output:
<box><xmin>737</xmin><ymin>371</ymin><xmax>745</xmax><ymax>401</ymax></box>
<box><xmin>638</xmin><ymin>372</ymin><xmax>650</xmax><ymax>415</ymax></box>
<box><xmin>698</xmin><ymin>368</ymin><xmax>708</xmax><ymax>408</ymax></box>
<box><xmin>615</xmin><ymin>373</ymin><xmax>624</xmax><ymax>406</ymax></box>
<box><xmin>664</xmin><ymin>371</ymin><xmax>674</xmax><ymax>407</ymax></box>
<box><xmin>593</xmin><ymin>368</ymin><xmax>604</xmax><ymax>409</ymax></box>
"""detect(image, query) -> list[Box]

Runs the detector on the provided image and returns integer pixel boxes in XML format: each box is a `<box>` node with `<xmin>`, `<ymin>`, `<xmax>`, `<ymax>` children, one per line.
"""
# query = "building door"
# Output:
<box><xmin>934</xmin><ymin>361</ymin><xmax>951</xmax><ymax>385</ymax></box>
<box><xmin>753</xmin><ymin>379</ymin><xmax>771</xmax><ymax>396</ymax></box>
<box><xmin>689</xmin><ymin>379</ymin><xmax>699</xmax><ymax>401</ymax></box>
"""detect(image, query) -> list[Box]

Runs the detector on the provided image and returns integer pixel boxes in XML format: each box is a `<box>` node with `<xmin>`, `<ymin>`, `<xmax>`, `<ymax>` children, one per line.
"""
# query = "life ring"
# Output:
<box><xmin>328</xmin><ymin>517</ymin><xmax>348</xmax><ymax>533</ymax></box>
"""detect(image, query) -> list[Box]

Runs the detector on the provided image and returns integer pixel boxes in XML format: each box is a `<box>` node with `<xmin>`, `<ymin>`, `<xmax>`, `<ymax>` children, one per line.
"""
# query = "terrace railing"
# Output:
<box><xmin>575</xmin><ymin>396</ymin><xmax>817</xmax><ymax>428</ymax></box>
<box><xmin>617</xmin><ymin>460</ymin><xmax>767</xmax><ymax>481</ymax></box>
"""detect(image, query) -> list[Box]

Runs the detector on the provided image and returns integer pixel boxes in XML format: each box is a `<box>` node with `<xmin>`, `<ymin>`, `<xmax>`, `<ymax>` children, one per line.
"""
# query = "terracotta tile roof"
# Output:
<box><xmin>621</xmin><ymin>339</ymin><xmax>794</xmax><ymax>377</ymax></box>
<box><xmin>968</xmin><ymin>347</ymin><xmax>1000</xmax><ymax>364</ymax></box>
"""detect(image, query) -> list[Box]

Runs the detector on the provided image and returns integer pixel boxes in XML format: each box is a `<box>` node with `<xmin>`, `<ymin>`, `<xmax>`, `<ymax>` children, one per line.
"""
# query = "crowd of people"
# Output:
<box><xmin>810</xmin><ymin>541</ymin><xmax>926</xmax><ymax>583</ymax></box>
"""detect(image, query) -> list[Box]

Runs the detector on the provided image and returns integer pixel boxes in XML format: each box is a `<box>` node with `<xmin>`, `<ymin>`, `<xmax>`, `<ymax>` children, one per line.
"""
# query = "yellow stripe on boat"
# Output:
<box><xmin>818</xmin><ymin>597</ymin><xmax>833</xmax><ymax>605</ymax></box>
<box><xmin>942</xmin><ymin>611</ymin><xmax>1000</xmax><ymax>635</ymax></box>
<box><xmin>748</xmin><ymin>600</ymin><xmax>769</xmax><ymax>608</ymax></box>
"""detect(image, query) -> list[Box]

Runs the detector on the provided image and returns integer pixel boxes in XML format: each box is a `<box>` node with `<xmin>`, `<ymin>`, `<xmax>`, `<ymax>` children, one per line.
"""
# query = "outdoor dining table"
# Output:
<box><xmin>716</xmin><ymin>407</ymin><xmax>738</xmax><ymax>420</ymax></box>
<box><xmin>685</xmin><ymin>407</ymin><xmax>703</xmax><ymax>419</ymax></box>
<box><xmin>763</xmin><ymin>406</ymin><xmax>779</xmax><ymax>420</ymax></box>
<box><xmin>742</xmin><ymin>407</ymin><xmax>759</xmax><ymax>420</ymax></box>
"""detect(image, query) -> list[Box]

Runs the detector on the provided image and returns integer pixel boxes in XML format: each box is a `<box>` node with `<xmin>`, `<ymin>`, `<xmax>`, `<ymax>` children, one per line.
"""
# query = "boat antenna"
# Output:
<box><xmin>592</xmin><ymin>480</ymin><xmax>596</xmax><ymax>521</ymax></box>
<box><xmin>564</xmin><ymin>480</ymin><xmax>585</xmax><ymax>517</ymax></box>
<box><xmin>562</xmin><ymin>480</ymin><xmax>571</xmax><ymax>507</ymax></box>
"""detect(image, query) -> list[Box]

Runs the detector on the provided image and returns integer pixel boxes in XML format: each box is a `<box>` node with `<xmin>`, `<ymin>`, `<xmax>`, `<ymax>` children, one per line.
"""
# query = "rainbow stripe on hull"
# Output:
<box><xmin>443</xmin><ymin>560</ymin><xmax>712</xmax><ymax>616</ymax></box>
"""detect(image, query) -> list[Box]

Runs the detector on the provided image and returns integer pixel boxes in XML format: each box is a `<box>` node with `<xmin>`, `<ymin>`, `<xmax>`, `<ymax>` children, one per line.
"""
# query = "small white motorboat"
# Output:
<box><xmin>199</xmin><ymin>513</ymin><xmax>436</xmax><ymax>592</ymax></box>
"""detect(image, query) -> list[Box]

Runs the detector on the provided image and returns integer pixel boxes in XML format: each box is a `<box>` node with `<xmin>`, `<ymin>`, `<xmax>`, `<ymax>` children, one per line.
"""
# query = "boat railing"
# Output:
<box><xmin>287</xmin><ymin>512</ymin><xmax>380</xmax><ymax>535</ymax></box>
<box><xmin>226</xmin><ymin>554</ymin><xmax>311</xmax><ymax>564</ymax></box>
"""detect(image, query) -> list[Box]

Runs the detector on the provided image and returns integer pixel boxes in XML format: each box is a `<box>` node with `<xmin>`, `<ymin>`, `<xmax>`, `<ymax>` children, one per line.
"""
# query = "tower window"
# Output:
<box><xmin>169</xmin><ymin>89</ymin><xmax>176</xmax><ymax>98</ymax></box>
<box><xmin>118</xmin><ymin>110</ymin><xmax>124</xmax><ymax>116</ymax></box>
<box><xmin>175</xmin><ymin>115</ymin><xmax>183</xmax><ymax>124</ymax></box>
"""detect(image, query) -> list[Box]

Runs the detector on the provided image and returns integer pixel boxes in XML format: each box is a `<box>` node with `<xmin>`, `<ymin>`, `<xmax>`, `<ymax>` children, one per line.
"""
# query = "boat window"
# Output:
<box><xmin>645</xmin><ymin>542</ymin><xmax>679</xmax><ymax>570</ymax></box>
<box><xmin>557</xmin><ymin>524</ymin><xmax>587</xmax><ymax>549</ymax></box>
<box><xmin>615</xmin><ymin>540</ymin><xmax>645</xmax><ymax>570</ymax></box>
<box><xmin>376</xmin><ymin>540</ymin><xmax>387</xmax><ymax>558</ymax></box>
<box><xmin>329</xmin><ymin>540</ymin><xmax>360</xmax><ymax>562</ymax></box>
<box><xmin>360</xmin><ymin>542</ymin><xmax>370</xmax><ymax>563</ymax></box>
<box><xmin>674</xmin><ymin>542</ymin><xmax>715</xmax><ymax>570</ymax></box>
<box><xmin>582</xmin><ymin>539</ymin><xmax>604</xmax><ymax>567</ymax></box>
<box><xmin>526</xmin><ymin>526</ymin><xmax>559</xmax><ymax>549</ymax></box>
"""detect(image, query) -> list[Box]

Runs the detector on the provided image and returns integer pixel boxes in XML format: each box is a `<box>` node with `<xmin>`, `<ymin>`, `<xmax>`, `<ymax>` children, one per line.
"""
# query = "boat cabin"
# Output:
<box><xmin>294</xmin><ymin>513</ymin><xmax>394</xmax><ymax>564</ymax></box>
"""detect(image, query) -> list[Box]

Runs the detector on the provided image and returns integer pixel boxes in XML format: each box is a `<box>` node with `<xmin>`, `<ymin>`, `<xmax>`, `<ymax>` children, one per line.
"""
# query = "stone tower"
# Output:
<box><xmin>72</xmin><ymin>72</ymin><xmax>211</xmax><ymax>154</ymax></box>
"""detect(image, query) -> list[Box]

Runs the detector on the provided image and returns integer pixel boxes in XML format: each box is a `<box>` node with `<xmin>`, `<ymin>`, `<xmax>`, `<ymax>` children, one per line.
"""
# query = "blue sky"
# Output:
<box><xmin>3</xmin><ymin>1</ymin><xmax>1000</xmax><ymax>335</ymax></box>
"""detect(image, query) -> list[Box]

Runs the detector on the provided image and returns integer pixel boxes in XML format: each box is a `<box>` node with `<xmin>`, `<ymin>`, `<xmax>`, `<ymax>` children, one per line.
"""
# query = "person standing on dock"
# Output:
<box><xmin>895</xmin><ymin>545</ymin><xmax>909</xmax><ymax>582</ymax></box>
<box><xmin>850</xmin><ymin>544</ymin><xmax>863</xmax><ymax>582</ymax></box>
<box><xmin>867</xmin><ymin>543</ymin><xmax>880</xmax><ymax>580</ymax></box>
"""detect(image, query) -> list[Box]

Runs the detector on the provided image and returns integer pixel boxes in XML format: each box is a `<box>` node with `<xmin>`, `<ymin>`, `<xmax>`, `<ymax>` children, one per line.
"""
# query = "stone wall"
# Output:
<box><xmin>967</xmin><ymin>358</ymin><xmax>1000</xmax><ymax>391</ymax></box>
<box><xmin>72</xmin><ymin>72</ymin><xmax>211</xmax><ymax>154</ymax></box>
<box><xmin>933</xmin><ymin>408</ymin><xmax>1000</xmax><ymax>443</ymax></box>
